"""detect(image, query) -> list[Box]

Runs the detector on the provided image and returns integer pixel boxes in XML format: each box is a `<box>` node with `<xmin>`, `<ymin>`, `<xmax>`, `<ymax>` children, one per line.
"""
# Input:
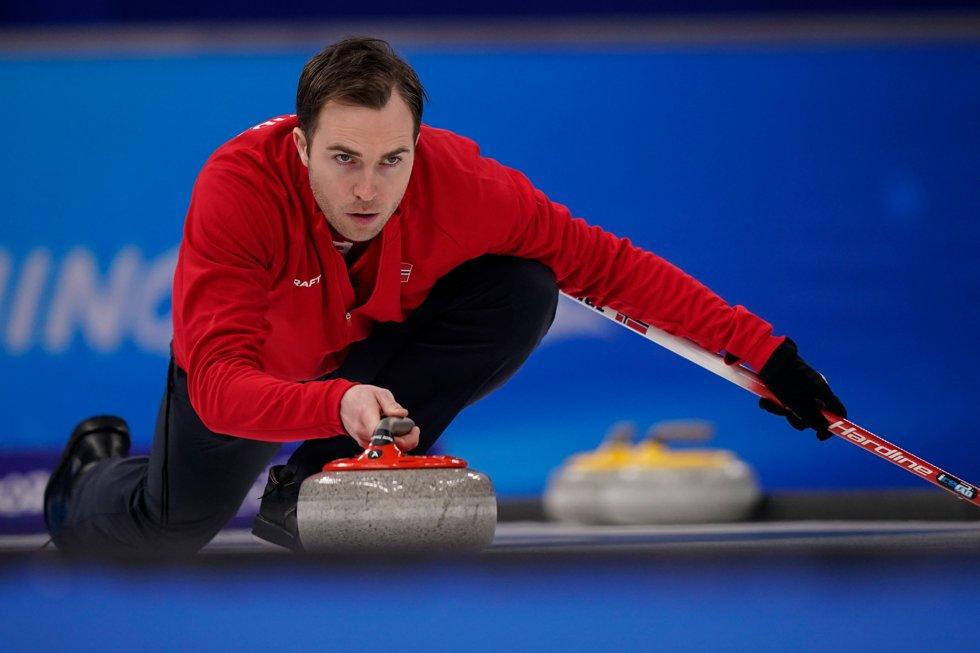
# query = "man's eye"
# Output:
<box><xmin>334</xmin><ymin>153</ymin><xmax>353</xmax><ymax>164</ymax></box>
<box><xmin>383</xmin><ymin>156</ymin><xmax>401</xmax><ymax>166</ymax></box>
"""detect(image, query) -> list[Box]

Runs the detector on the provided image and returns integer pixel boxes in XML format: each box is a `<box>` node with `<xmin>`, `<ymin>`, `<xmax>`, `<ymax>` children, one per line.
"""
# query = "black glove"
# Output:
<box><xmin>757</xmin><ymin>338</ymin><xmax>847</xmax><ymax>441</ymax></box>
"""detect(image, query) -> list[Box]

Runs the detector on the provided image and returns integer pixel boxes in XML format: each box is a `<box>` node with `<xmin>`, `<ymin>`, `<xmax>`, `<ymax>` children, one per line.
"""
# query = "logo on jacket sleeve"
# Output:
<box><xmin>400</xmin><ymin>263</ymin><xmax>413</xmax><ymax>283</ymax></box>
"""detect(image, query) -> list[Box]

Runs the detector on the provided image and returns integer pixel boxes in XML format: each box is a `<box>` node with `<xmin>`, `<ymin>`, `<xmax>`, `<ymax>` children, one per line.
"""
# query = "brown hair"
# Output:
<box><xmin>296</xmin><ymin>37</ymin><xmax>427</xmax><ymax>141</ymax></box>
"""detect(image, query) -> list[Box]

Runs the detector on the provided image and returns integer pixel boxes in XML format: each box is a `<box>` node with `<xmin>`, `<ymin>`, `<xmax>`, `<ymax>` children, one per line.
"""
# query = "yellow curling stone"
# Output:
<box><xmin>600</xmin><ymin>421</ymin><xmax>761</xmax><ymax>524</ymax></box>
<box><xmin>543</xmin><ymin>422</ymin><xmax>637</xmax><ymax>525</ymax></box>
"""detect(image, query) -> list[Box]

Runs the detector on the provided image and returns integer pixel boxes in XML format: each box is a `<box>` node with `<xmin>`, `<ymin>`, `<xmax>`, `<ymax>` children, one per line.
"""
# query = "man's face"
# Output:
<box><xmin>293</xmin><ymin>91</ymin><xmax>417</xmax><ymax>242</ymax></box>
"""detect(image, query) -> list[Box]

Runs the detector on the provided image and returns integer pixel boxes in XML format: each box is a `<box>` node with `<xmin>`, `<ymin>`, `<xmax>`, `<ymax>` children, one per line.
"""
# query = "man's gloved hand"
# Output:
<box><xmin>757</xmin><ymin>338</ymin><xmax>847</xmax><ymax>441</ymax></box>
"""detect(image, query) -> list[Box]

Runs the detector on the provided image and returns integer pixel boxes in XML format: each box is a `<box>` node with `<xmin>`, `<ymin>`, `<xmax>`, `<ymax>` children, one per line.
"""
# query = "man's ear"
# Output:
<box><xmin>292</xmin><ymin>127</ymin><xmax>310</xmax><ymax>167</ymax></box>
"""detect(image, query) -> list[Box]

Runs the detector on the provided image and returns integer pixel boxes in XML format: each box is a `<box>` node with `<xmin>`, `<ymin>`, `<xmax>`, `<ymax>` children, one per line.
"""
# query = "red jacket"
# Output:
<box><xmin>172</xmin><ymin>115</ymin><xmax>783</xmax><ymax>441</ymax></box>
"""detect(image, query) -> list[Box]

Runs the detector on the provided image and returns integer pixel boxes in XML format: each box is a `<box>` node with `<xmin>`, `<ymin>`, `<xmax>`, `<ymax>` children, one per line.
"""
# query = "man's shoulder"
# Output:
<box><xmin>415</xmin><ymin>125</ymin><xmax>517</xmax><ymax>196</ymax></box>
<box><xmin>416</xmin><ymin>124</ymin><xmax>484</xmax><ymax>175</ymax></box>
<box><xmin>187</xmin><ymin>115</ymin><xmax>303</xmax><ymax>244</ymax></box>
<box><xmin>418</xmin><ymin>124</ymin><xmax>480</xmax><ymax>152</ymax></box>
<box><xmin>407</xmin><ymin>125</ymin><xmax>532</xmax><ymax>250</ymax></box>
<box><xmin>198</xmin><ymin>114</ymin><xmax>301</xmax><ymax>193</ymax></box>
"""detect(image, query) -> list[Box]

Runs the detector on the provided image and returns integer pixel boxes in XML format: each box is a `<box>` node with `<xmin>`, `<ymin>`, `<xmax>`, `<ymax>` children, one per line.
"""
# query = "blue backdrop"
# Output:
<box><xmin>1</xmin><ymin>43</ymin><xmax>978</xmax><ymax>498</ymax></box>
<box><xmin>5</xmin><ymin>1</ymin><xmax>973</xmax><ymax>25</ymax></box>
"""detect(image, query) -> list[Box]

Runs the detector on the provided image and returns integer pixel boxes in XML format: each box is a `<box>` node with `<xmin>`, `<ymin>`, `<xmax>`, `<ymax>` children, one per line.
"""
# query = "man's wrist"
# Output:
<box><xmin>759</xmin><ymin>336</ymin><xmax>796</xmax><ymax>382</ymax></box>
<box><xmin>323</xmin><ymin>378</ymin><xmax>360</xmax><ymax>435</ymax></box>
<box><xmin>746</xmin><ymin>334</ymin><xmax>788</xmax><ymax>374</ymax></box>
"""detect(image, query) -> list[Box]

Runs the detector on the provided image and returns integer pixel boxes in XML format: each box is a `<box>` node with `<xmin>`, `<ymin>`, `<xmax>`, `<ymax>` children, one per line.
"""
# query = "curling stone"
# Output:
<box><xmin>600</xmin><ymin>420</ymin><xmax>761</xmax><ymax>524</ymax></box>
<box><xmin>297</xmin><ymin>417</ymin><xmax>496</xmax><ymax>553</ymax></box>
<box><xmin>543</xmin><ymin>421</ymin><xmax>636</xmax><ymax>525</ymax></box>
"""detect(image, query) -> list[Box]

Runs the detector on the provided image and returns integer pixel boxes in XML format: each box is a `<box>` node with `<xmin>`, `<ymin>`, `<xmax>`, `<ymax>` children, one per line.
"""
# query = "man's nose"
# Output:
<box><xmin>353</xmin><ymin>170</ymin><xmax>377</xmax><ymax>204</ymax></box>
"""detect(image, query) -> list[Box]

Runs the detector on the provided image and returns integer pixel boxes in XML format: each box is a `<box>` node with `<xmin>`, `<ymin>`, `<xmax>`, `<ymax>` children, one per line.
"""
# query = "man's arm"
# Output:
<box><xmin>464</xmin><ymin>158</ymin><xmax>781</xmax><ymax>372</ymax></box>
<box><xmin>462</xmin><ymin>151</ymin><xmax>846</xmax><ymax>437</ymax></box>
<box><xmin>172</xmin><ymin>166</ymin><xmax>357</xmax><ymax>441</ymax></box>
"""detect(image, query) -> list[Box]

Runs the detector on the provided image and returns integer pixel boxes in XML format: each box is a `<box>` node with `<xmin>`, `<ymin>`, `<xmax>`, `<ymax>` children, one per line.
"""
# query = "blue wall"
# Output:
<box><xmin>1</xmin><ymin>43</ymin><xmax>978</xmax><ymax>498</ymax></box>
<box><xmin>4</xmin><ymin>1</ymin><xmax>972</xmax><ymax>25</ymax></box>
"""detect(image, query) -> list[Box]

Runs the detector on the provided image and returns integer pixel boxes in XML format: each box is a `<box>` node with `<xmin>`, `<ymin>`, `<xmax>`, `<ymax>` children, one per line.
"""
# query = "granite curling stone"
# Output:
<box><xmin>600</xmin><ymin>420</ymin><xmax>762</xmax><ymax>525</ymax></box>
<box><xmin>542</xmin><ymin>421</ymin><xmax>636</xmax><ymax>525</ymax></box>
<box><xmin>297</xmin><ymin>417</ymin><xmax>497</xmax><ymax>553</ymax></box>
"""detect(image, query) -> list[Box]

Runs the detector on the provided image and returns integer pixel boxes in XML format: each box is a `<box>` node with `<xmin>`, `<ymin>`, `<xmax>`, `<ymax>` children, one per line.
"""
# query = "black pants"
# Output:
<box><xmin>59</xmin><ymin>256</ymin><xmax>558</xmax><ymax>554</ymax></box>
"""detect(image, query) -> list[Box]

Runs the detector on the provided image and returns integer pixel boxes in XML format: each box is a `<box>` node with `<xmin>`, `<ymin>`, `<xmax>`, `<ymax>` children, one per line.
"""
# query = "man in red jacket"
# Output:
<box><xmin>44</xmin><ymin>38</ymin><xmax>845</xmax><ymax>554</ymax></box>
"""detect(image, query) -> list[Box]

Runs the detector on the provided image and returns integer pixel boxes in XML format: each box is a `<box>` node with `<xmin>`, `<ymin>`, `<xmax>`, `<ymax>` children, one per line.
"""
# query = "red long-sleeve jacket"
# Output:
<box><xmin>172</xmin><ymin>115</ymin><xmax>783</xmax><ymax>441</ymax></box>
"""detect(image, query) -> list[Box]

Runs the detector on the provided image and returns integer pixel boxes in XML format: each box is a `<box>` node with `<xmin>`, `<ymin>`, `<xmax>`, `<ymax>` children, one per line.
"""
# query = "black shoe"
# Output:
<box><xmin>251</xmin><ymin>465</ymin><xmax>303</xmax><ymax>552</ymax></box>
<box><xmin>43</xmin><ymin>415</ymin><xmax>131</xmax><ymax>548</ymax></box>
